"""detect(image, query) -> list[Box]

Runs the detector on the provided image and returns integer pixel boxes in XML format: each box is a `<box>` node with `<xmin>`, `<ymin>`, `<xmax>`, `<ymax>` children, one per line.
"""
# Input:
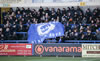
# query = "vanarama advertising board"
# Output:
<box><xmin>82</xmin><ymin>44</ymin><xmax>100</xmax><ymax>57</ymax></box>
<box><xmin>34</xmin><ymin>44</ymin><xmax>82</xmax><ymax>56</ymax></box>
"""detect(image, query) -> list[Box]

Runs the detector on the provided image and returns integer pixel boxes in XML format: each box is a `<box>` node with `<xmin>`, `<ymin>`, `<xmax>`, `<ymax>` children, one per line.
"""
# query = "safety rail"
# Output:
<box><xmin>0</xmin><ymin>40</ymin><xmax>100</xmax><ymax>43</ymax></box>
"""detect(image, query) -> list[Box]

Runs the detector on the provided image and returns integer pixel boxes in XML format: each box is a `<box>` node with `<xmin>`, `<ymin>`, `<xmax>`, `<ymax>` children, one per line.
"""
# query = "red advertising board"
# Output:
<box><xmin>0</xmin><ymin>44</ymin><xmax>32</xmax><ymax>55</ymax></box>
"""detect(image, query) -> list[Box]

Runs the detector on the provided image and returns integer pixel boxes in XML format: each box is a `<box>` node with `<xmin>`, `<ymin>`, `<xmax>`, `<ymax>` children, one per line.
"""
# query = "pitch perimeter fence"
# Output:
<box><xmin>0</xmin><ymin>42</ymin><xmax>100</xmax><ymax>57</ymax></box>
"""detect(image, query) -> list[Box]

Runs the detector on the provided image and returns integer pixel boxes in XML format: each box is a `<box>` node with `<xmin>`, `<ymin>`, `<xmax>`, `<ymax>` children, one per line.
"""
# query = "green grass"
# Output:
<box><xmin>0</xmin><ymin>56</ymin><xmax>100</xmax><ymax>61</ymax></box>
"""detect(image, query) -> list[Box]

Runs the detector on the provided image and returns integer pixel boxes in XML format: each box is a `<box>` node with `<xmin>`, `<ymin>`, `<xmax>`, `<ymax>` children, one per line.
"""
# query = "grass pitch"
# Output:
<box><xmin>0</xmin><ymin>56</ymin><xmax>100</xmax><ymax>61</ymax></box>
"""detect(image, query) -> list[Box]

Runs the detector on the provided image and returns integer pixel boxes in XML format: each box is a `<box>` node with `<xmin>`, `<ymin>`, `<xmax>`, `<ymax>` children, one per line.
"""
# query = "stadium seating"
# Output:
<box><xmin>0</xmin><ymin>6</ymin><xmax>100</xmax><ymax>43</ymax></box>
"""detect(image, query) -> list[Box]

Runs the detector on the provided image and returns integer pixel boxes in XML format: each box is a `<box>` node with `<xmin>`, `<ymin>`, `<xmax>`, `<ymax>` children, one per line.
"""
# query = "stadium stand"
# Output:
<box><xmin>0</xmin><ymin>6</ymin><xmax>100</xmax><ymax>43</ymax></box>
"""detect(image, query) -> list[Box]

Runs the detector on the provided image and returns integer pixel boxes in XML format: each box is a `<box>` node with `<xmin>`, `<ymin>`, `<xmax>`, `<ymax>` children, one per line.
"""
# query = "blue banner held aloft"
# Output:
<box><xmin>28</xmin><ymin>21</ymin><xmax>64</xmax><ymax>43</ymax></box>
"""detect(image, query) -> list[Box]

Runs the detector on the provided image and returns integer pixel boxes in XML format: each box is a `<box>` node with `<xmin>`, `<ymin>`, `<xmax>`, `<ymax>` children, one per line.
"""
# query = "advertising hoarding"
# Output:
<box><xmin>0</xmin><ymin>44</ymin><xmax>32</xmax><ymax>55</ymax></box>
<box><xmin>82</xmin><ymin>44</ymin><xmax>100</xmax><ymax>57</ymax></box>
<box><xmin>34</xmin><ymin>44</ymin><xmax>82</xmax><ymax>56</ymax></box>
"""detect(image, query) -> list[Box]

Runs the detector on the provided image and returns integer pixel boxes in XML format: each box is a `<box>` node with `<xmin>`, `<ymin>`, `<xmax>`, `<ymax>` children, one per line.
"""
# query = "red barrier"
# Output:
<box><xmin>0</xmin><ymin>44</ymin><xmax>32</xmax><ymax>55</ymax></box>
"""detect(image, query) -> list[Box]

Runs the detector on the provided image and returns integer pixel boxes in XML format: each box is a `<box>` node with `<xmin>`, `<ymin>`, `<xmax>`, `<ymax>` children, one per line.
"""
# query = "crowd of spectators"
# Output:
<box><xmin>0</xmin><ymin>6</ymin><xmax>100</xmax><ymax>41</ymax></box>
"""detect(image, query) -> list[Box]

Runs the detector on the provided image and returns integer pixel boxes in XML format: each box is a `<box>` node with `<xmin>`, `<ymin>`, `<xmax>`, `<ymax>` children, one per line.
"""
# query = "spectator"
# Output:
<box><xmin>11</xmin><ymin>32</ymin><xmax>18</xmax><ymax>40</ymax></box>
<box><xmin>1</xmin><ymin>7</ymin><xmax>100</xmax><ymax>41</ymax></box>
<box><xmin>96</xmin><ymin>29</ymin><xmax>100</xmax><ymax>40</ymax></box>
<box><xmin>0</xmin><ymin>28</ymin><xmax>4</xmax><ymax>40</ymax></box>
<box><xmin>18</xmin><ymin>21</ymin><xmax>25</xmax><ymax>32</ymax></box>
<box><xmin>39</xmin><ymin>6</ymin><xmax>44</xmax><ymax>17</ymax></box>
<box><xmin>86</xmin><ymin>30</ymin><xmax>92</xmax><ymax>40</ymax></box>
<box><xmin>80</xmin><ymin>33</ymin><xmax>87</xmax><ymax>40</ymax></box>
<box><xmin>4</xmin><ymin>27</ymin><xmax>11</xmax><ymax>40</ymax></box>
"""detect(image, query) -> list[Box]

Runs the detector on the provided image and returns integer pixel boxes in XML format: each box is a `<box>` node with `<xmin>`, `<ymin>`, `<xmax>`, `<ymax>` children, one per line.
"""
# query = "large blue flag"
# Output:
<box><xmin>28</xmin><ymin>21</ymin><xmax>64</xmax><ymax>43</ymax></box>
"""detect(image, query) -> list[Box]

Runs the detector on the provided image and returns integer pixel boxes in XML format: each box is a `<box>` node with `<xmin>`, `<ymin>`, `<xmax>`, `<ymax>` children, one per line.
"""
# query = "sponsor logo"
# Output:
<box><xmin>82</xmin><ymin>44</ymin><xmax>100</xmax><ymax>57</ymax></box>
<box><xmin>82</xmin><ymin>44</ymin><xmax>100</xmax><ymax>50</ymax></box>
<box><xmin>0</xmin><ymin>45</ymin><xmax>4</xmax><ymax>50</ymax></box>
<box><xmin>0</xmin><ymin>44</ymin><xmax>8</xmax><ymax>50</ymax></box>
<box><xmin>35</xmin><ymin>45</ymin><xmax>82</xmax><ymax>55</ymax></box>
<box><xmin>35</xmin><ymin>45</ymin><xmax>44</xmax><ymax>55</ymax></box>
<box><xmin>26</xmin><ymin>45</ymin><xmax>31</xmax><ymax>48</ymax></box>
<box><xmin>0</xmin><ymin>44</ymin><xmax>15</xmax><ymax>52</ymax></box>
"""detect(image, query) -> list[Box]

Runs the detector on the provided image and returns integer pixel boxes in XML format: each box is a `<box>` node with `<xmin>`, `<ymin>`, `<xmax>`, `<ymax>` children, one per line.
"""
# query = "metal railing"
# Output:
<box><xmin>0</xmin><ymin>40</ymin><xmax>100</xmax><ymax>43</ymax></box>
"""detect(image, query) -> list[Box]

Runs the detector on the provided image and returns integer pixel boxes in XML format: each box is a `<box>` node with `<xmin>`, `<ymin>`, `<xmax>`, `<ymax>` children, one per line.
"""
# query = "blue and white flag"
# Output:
<box><xmin>28</xmin><ymin>21</ymin><xmax>64</xmax><ymax>43</ymax></box>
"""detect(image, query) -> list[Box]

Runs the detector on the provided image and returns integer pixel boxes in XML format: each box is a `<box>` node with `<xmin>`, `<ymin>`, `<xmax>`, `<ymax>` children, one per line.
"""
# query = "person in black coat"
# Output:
<box><xmin>4</xmin><ymin>27</ymin><xmax>11</xmax><ymax>40</ymax></box>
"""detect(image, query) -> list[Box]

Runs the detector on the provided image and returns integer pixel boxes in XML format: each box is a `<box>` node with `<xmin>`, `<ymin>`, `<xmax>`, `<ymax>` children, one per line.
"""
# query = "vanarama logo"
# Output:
<box><xmin>35</xmin><ymin>45</ymin><xmax>82</xmax><ymax>55</ymax></box>
<box><xmin>35</xmin><ymin>45</ymin><xmax>44</xmax><ymax>55</ymax></box>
